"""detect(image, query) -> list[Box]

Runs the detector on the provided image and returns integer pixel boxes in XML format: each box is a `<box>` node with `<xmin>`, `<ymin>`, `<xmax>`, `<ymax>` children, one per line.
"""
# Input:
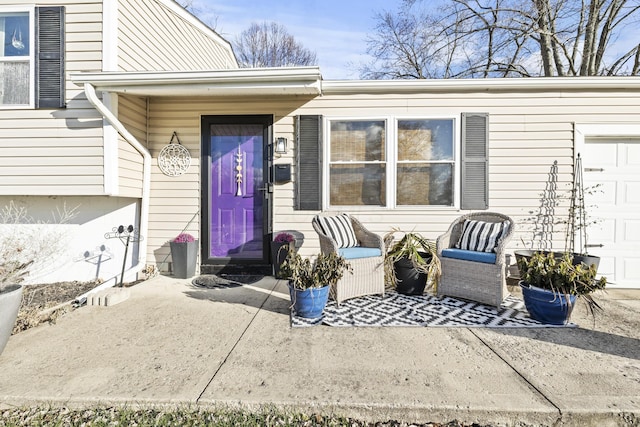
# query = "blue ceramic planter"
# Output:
<box><xmin>520</xmin><ymin>282</ymin><xmax>577</xmax><ymax>325</ymax></box>
<box><xmin>289</xmin><ymin>283</ymin><xmax>330</xmax><ymax>318</ymax></box>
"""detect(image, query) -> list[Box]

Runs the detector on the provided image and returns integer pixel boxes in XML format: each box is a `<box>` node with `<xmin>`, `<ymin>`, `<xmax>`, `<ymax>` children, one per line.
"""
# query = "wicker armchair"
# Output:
<box><xmin>312</xmin><ymin>213</ymin><xmax>385</xmax><ymax>304</ymax></box>
<box><xmin>436</xmin><ymin>212</ymin><xmax>515</xmax><ymax>307</ymax></box>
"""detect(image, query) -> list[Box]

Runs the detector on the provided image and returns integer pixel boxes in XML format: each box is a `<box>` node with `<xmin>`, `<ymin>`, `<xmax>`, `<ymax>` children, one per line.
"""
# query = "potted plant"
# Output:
<box><xmin>170</xmin><ymin>233</ymin><xmax>198</xmax><ymax>279</ymax></box>
<box><xmin>517</xmin><ymin>251</ymin><xmax>607</xmax><ymax>325</ymax></box>
<box><xmin>384</xmin><ymin>229</ymin><xmax>441</xmax><ymax>295</ymax></box>
<box><xmin>271</xmin><ymin>232</ymin><xmax>295</xmax><ymax>279</ymax></box>
<box><xmin>279</xmin><ymin>251</ymin><xmax>351</xmax><ymax>318</ymax></box>
<box><xmin>516</xmin><ymin>155</ymin><xmax>602</xmax><ymax>272</ymax></box>
<box><xmin>0</xmin><ymin>201</ymin><xmax>78</xmax><ymax>355</ymax></box>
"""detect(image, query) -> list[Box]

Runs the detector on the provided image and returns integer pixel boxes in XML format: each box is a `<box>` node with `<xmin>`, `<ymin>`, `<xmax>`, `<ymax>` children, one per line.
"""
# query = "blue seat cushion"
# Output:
<box><xmin>338</xmin><ymin>247</ymin><xmax>382</xmax><ymax>260</ymax></box>
<box><xmin>441</xmin><ymin>248</ymin><xmax>497</xmax><ymax>264</ymax></box>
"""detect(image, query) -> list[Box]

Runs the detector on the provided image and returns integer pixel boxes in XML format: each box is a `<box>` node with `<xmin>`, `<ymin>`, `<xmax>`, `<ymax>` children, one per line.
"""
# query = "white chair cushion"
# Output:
<box><xmin>455</xmin><ymin>219</ymin><xmax>509</xmax><ymax>253</ymax></box>
<box><xmin>313</xmin><ymin>214</ymin><xmax>358</xmax><ymax>248</ymax></box>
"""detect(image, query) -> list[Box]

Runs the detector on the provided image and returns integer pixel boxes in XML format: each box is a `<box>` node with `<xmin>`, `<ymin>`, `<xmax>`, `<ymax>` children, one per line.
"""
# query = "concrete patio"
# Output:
<box><xmin>0</xmin><ymin>275</ymin><xmax>638</xmax><ymax>426</ymax></box>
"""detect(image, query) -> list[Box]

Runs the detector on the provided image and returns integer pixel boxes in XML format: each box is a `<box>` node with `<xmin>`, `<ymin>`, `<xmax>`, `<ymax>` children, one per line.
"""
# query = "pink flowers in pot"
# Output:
<box><xmin>173</xmin><ymin>233</ymin><xmax>196</xmax><ymax>243</ymax></box>
<box><xmin>274</xmin><ymin>232</ymin><xmax>294</xmax><ymax>243</ymax></box>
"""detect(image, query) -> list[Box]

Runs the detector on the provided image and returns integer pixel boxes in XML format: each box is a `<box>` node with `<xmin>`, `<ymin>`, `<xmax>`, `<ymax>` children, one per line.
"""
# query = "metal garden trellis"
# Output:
<box><xmin>104</xmin><ymin>225</ymin><xmax>143</xmax><ymax>286</ymax></box>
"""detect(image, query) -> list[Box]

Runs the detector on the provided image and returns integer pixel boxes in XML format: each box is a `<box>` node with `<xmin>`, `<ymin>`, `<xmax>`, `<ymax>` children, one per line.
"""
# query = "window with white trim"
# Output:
<box><xmin>329</xmin><ymin>120</ymin><xmax>387</xmax><ymax>206</ymax></box>
<box><xmin>0</xmin><ymin>9</ymin><xmax>32</xmax><ymax>106</ymax></box>
<box><xmin>396</xmin><ymin>119</ymin><xmax>454</xmax><ymax>206</ymax></box>
<box><xmin>327</xmin><ymin>117</ymin><xmax>456</xmax><ymax>208</ymax></box>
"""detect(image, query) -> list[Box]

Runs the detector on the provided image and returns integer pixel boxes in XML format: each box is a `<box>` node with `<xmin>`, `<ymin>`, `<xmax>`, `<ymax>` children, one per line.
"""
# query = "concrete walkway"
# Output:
<box><xmin>0</xmin><ymin>275</ymin><xmax>638</xmax><ymax>426</ymax></box>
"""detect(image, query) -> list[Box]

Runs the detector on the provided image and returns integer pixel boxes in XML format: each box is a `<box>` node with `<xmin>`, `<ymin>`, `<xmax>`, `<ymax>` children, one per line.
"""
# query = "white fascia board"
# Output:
<box><xmin>71</xmin><ymin>67</ymin><xmax>323</xmax><ymax>96</ymax></box>
<box><xmin>322</xmin><ymin>77</ymin><xmax>640</xmax><ymax>94</ymax></box>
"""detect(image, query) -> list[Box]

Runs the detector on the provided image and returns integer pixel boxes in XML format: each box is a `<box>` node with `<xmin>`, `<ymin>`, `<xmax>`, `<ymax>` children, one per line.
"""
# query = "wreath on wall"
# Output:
<box><xmin>158</xmin><ymin>131</ymin><xmax>191</xmax><ymax>177</ymax></box>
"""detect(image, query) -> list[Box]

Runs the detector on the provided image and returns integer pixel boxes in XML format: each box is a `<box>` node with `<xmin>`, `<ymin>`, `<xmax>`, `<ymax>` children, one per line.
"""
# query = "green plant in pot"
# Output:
<box><xmin>517</xmin><ymin>251</ymin><xmax>607</xmax><ymax>325</ymax></box>
<box><xmin>384</xmin><ymin>229</ymin><xmax>441</xmax><ymax>295</ymax></box>
<box><xmin>279</xmin><ymin>251</ymin><xmax>352</xmax><ymax>318</ymax></box>
<box><xmin>517</xmin><ymin>156</ymin><xmax>602</xmax><ymax>273</ymax></box>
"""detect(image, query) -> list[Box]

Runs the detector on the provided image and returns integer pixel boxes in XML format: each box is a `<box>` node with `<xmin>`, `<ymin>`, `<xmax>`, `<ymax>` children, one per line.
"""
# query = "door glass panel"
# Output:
<box><xmin>209</xmin><ymin>124</ymin><xmax>264</xmax><ymax>259</ymax></box>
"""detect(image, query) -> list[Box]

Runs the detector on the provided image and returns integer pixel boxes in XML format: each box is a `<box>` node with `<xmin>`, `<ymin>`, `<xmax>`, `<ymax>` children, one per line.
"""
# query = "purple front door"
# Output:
<box><xmin>205</xmin><ymin>118</ymin><xmax>269</xmax><ymax>263</ymax></box>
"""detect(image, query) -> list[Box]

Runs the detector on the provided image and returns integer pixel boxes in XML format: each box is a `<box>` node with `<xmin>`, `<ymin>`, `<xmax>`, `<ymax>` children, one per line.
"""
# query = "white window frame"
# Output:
<box><xmin>0</xmin><ymin>5</ymin><xmax>35</xmax><ymax>109</ymax></box>
<box><xmin>324</xmin><ymin>115</ymin><xmax>460</xmax><ymax>211</ymax></box>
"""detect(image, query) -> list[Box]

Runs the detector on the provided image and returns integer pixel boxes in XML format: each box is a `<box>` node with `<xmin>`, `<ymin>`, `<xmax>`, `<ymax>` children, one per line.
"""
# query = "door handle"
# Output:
<box><xmin>258</xmin><ymin>184</ymin><xmax>273</xmax><ymax>193</ymax></box>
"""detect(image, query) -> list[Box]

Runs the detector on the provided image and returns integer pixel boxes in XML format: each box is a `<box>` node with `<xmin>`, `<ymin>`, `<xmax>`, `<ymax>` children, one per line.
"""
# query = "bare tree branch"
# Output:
<box><xmin>363</xmin><ymin>0</ymin><xmax>640</xmax><ymax>78</ymax></box>
<box><xmin>233</xmin><ymin>22</ymin><xmax>317</xmax><ymax>68</ymax></box>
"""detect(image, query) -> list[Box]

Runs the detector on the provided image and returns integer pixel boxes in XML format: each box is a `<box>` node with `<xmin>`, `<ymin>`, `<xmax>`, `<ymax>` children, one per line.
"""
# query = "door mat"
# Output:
<box><xmin>290</xmin><ymin>291</ymin><xmax>577</xmax><ymax>328</ymax></box>
<box><xmin>192</xmin><ymin>274</ymin><xmax>264</xmax><ymax>289</ymax></box>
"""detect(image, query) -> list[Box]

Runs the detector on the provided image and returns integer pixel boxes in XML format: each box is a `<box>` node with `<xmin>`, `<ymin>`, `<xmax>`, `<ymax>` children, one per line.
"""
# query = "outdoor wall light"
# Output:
<box><xmin>275</xmin><ymin>137</ymin><xmax>288</xmax><ymax>154</ymax></box>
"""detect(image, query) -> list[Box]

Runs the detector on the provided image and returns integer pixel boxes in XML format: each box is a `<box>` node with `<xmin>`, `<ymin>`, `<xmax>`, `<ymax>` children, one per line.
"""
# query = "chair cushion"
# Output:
<box><xmin>455</xmin><ymin>219</ymin><xmax>509</xmax><ymax>253</ymax></box>
<box><xmin>313</xmin><ymin>214</ymin><xmax>358</xmax><ymax>248</ymax></box>
<box><xmin>442</xmin><ymin>248</ymin><xmax>497</xmax><ymax>264</ymax></box>
<box><xmin>338</xmin><ymin>247</ymin><xmax>382</xmax><ymax>260</ymax></box>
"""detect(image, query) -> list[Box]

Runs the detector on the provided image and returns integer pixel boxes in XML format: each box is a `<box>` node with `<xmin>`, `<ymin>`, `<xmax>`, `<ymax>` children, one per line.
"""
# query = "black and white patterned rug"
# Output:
<box><xmin>290</xmin><ymin>291</ymin><xmax>576</xmax><ymax>328</ymax></box>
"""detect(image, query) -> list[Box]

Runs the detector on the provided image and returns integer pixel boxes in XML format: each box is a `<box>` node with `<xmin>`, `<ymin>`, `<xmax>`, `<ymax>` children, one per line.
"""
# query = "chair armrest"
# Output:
<box><xmin>436</xmin><ymin>219</ymin><xmax>463</xmax><ymax>256</ymax></box>
<box><xmin>350</xmin><ymin>216</ymin><xmax>384</xmax><ymax>252</ymax></box>
<box><xmin>493</xmin><ymin>220</ymin><xmax>515</xmax><ymax>264</ymax></box>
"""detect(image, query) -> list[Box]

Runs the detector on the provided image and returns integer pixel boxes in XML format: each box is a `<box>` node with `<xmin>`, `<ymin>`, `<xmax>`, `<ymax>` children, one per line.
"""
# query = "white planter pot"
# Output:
<box><xmin>0</xmin><ymin>284</ymin><xmax>23</xmax><ymax>356</ymax></box>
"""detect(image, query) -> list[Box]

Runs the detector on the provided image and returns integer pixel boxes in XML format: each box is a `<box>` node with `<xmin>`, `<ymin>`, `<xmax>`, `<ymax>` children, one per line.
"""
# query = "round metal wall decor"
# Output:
<box><xmin>158</xmin><ymin>132</ymin><xmax>191</xmax><ymax>177</ymax></box>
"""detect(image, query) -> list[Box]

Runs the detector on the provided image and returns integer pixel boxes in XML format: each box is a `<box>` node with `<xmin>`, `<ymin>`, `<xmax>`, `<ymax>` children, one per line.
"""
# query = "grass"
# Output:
<box><xmin>0</xmin><ymin>406</ymin><xmax>490</xmax><ymax>427</ymax></box>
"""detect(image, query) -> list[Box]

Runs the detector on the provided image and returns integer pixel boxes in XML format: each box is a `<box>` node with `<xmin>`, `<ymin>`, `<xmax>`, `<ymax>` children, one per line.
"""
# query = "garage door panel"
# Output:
<box><xmin>590</xmin><ymin>180</ymin><xmax>616</xmax><ymax>205</ymax></box>
<box><xmin>590</xmin><ymin>219</ymin><xmax>615</xmax><ymax>243</ymax></box>
<box><xmin>624</xmin><ymin>219</ymin><xmax>640</xmax><ymax>242</ymax></box>
<box><xmin>624</xmin><ymin>181</ymin><xmax>640</xmax><ymax>204</ymax></box>
<box><xmin>622</xmin><ymin>258</ymin><xmax>640</xmax><ymax>281</ymax></box>
<box><xmin>625</xmin><ymin>144</ymin><xmax>640</xmax><ymax>166</ymax></box>
<box><xmin>584</xmin><ymin>143</ymin><xmax>617</xmax><ymax>167</ymax></box>
<box><xmin>598</xmin><ymin>256</ymin><xmax>616</xmax><ymax>278</ymax></box>
<box><xmin>584</xmin><ymin>137</ymin><xmax>640</xmax><ymax>288</ymax></box>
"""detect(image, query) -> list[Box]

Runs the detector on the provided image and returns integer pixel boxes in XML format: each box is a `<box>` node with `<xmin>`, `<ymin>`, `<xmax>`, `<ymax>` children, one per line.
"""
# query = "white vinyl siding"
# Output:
<box><xmin>117</xmin><ymin>0</ymin><xmax>236</xmax><ymax>72</ymax></box>
<box><xmin>0</xmin><ymin>0</ymin><xmax>104</xmax><ymax>196</ymax></box>
<box><xmin>143</xmin><ymin>89</ymin><xmax>640</xmax><ymax>267</ymax></box>
<box><xmin>117</xmin><ymin>94</ymin><xmax>146</xmax><ymax>197</ymax></box>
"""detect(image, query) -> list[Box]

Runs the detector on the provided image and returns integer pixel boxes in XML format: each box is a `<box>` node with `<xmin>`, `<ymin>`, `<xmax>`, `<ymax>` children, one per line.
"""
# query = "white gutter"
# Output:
<box><xmin>83</xmin><ymin>82</ymin><xmax>151</xmax><ymax>282</ymax></box>
<box><xmin>322</xmin><ymin>76</ymin><xmax>640</xmax><ymax>94</ymax></box>
<box><xmin>71</xmin><ymin>67</ymin><xmax>323</xmax><ymax>97</ymax></box>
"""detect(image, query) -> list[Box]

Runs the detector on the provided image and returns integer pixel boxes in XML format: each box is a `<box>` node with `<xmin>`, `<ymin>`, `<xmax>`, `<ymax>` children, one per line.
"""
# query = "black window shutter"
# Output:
<box><xmin>36</xmin><ymin>6</ymin><xmax>65</xmax><ymax>108</ymax></box>
<box><xmin>461</xmin><ymin>113</ymin><xmax>489</xmax><ymax>210</ymax></box>
<box><xmin>295</xmin><ymin>115</ymin><xmax>322</xmax><ymax>210</ymax></box>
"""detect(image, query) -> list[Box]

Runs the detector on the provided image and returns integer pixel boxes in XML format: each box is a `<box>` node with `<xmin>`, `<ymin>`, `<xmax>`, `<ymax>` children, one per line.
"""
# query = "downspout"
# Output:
<box><xmin>83</xmin><ymin>82</ymin><xmax>151</xmax><ymax>281</ymax></box>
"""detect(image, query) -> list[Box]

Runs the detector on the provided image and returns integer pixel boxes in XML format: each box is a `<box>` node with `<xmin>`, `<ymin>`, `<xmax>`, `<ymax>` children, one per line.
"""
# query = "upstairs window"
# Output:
<box><xmin>0</xmin><ymin>9</ymin><xmax>32</xmax><ymax>106</ymax></box>
<box><xmin>0</xmin><ymin>6</ymin><xmax>64</xmax><ymax>109</ymax></box>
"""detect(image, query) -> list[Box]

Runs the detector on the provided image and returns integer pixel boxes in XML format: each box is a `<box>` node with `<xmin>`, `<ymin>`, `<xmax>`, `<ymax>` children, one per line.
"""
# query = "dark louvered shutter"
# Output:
<box><xmin>295</xmin><ymin>115</ymin><xmax>322</xmax><ymax>210</ymax></box>
<box><xmin>461</xmin><ymin>113</ymin><xmax>489</xmax><ymax>210</ymax></box>
<box><xmin>36</xmin><ymin>6</ymin><xmax>65</xmax><ymax>108</ymax></box>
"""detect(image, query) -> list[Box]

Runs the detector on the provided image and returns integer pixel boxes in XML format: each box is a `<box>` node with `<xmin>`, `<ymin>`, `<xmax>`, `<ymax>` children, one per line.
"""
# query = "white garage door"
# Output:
<box><xmin>582</xmin><ymin>138</ymin><xmax>640</xmax><ymax>288</ymax></box>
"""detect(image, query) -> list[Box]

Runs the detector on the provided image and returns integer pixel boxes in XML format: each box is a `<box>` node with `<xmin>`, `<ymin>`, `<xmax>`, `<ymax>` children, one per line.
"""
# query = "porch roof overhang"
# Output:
<box><xmin>72</xmin><ymin>68</ymin><xmax>640</xmax><ymax>98</ymax></box>
<box><xmin>71</xmin><ymin>67</ymin><xmax>323</xmax><ymax>97</ymax></box>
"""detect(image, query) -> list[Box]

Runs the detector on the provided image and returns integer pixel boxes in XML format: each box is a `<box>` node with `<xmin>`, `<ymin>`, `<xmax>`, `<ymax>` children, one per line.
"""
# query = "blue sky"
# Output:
<box><xmin>189</xmin><ymin>0</ymin><xmax>397</xmax><ymax>79</ymax></box>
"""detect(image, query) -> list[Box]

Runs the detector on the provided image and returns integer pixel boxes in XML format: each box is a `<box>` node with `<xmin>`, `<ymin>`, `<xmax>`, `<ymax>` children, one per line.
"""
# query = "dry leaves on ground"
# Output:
<box><xmin>12</xmin><ymin>280</ymin><xmax>102</xmax><ymax>335</ymax></box>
